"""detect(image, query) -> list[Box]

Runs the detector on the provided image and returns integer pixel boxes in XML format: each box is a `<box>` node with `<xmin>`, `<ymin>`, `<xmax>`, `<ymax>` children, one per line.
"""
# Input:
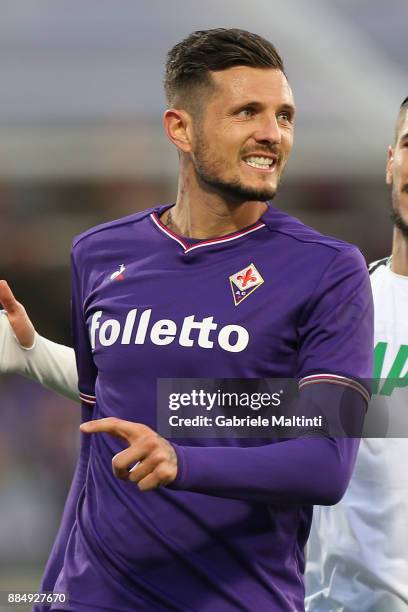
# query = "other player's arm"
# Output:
<box><xmin>0</xmin><ymin>279</ymin><xmax>79</xmax><ymax>402</ymax></box>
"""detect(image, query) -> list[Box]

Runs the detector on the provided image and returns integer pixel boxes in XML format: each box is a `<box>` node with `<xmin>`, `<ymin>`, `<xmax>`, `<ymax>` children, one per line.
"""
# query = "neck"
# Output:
<box><xmin>391</xmin><ymin>226</ymin><xmax>408</xmax><ymax>276</ymax></box>
<box><xmin>163</xmin><ymin>162</ymin><xmax>269</xmax><ymax>239</ymax></box>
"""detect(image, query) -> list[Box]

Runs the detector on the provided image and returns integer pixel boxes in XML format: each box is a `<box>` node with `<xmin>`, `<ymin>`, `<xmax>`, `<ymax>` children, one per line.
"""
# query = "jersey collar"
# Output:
<box><xmin>150</xmin><ymin>206</ymin><xmax>267</xmax><ymax>254</ymax></box>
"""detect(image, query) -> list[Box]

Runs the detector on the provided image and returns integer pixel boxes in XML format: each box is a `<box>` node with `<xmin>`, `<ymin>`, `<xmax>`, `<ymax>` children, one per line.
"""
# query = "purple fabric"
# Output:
<box><xmin>37</xmin><ymin>203</ymin><xmax>372</xmax><ymax>612</ymax></box>
<box><xmin>170</xmin><ymin>436</ymin><xmax>361</xmax><ymax>506</ymax></box>
<box><xmin>34</xmin><ymin>411</ymin><xmax>90</xmax><ymax>612</ymax></box>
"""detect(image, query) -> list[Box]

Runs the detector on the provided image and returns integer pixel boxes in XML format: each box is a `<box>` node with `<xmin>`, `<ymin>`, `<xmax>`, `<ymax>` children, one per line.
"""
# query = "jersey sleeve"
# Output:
<box><xmin>170</xmin><ymin>435</ymin><xmax>360</xmax><ymax>505</ymax></box>
<box><xmin>297</xmin><ymin>246</ymin><xmax>373</xmax><ymax>387</ymax></box>
<box><xmin>71</xmin><ymin>248</ymin><xmax>98</xmax><ymax>409</ymax></box>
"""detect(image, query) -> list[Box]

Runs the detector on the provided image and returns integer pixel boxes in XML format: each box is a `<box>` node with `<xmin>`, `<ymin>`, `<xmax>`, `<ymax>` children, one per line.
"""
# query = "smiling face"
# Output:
<box><xmin>189</xmin><ymin>66</ymin><xmax>295</xmax><ymax>202</ymax></box>
<box><xmin>387</xmin><ymin>105</ymin><xmax>408</xmax><ymax>235</ymax></box>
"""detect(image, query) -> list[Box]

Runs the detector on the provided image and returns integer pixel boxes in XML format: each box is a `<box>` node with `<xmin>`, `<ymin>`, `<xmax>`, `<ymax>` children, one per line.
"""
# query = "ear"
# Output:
<box><xmin>163</xmin><ymin>109</ymin><xmax>193</xmax><ymax>153</ymax></box>
<box><xmin>386</xmin><ymin>145</ymin><xmax>394</xmax><ymax>185</ymax></box>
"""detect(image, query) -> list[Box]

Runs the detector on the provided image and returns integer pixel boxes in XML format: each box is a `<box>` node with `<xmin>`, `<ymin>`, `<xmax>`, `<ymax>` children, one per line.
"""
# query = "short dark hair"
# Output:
<box><xmin>394</xmin><ymin>96</ymin><xmax>408</xmax><ymax>144</ymax></box>
<box><xmin>164</xmin><ymin>28</ymin><xmax>285</xmax><ymax>113</ymax></box>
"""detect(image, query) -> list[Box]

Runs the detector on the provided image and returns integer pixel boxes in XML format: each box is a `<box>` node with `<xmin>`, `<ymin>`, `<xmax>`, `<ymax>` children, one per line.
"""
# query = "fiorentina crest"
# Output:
<box><xmin>229</xmin><ymin>263</ymin><xmax>264</xmax><ymax>306</ymax></box>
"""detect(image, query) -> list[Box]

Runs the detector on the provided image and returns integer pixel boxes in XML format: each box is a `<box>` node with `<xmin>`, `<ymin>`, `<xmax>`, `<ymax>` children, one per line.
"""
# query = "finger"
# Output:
<box><xmin>112</xmin><ymin>446</ymin><xmax>146</xmax><ymax>480</ymax></box>
<box><xmin>137</xmin><ymin>463</ymin><xmax>176</xmax><ymax>491</ymax></box>
<box><xmin>80</xmin><ymin>417</ymin><xmax>144</xmax><ymax>442</ymax></box>
<box><xmin>128</xmin><ymin>456</ymin><xmax>156</xmax><ymax>484</ymax></box>
<box><xmin>137</xmin><ymin>472</ymin><xmax>161</xmax><ymax>492</ymax></box>
<box><xmin>0</xmin><ymin>280</ymin><xmax>20</xmax><ymax>314</ymax></box>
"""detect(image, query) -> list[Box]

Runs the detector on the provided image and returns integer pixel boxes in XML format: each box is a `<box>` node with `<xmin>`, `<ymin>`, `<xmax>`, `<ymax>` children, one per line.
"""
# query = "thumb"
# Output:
<box><xmin>0</xmin><ymin>280</ymin><xmax>36</xmax><ymax>348</ymax></box>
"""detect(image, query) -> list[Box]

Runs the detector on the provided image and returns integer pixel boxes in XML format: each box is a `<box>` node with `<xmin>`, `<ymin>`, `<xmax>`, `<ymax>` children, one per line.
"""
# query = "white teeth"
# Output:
<box><xmin>245</xmin><ymin>156</ymin><xmax>275</xmax><ymax>169</ymax></box>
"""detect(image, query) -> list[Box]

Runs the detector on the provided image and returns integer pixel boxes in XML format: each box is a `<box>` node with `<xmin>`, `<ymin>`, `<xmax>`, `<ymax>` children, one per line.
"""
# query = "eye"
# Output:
<box><xmin>277</xmin><ymin>110</ymin><xmax>293</xmax><ymax>123</ymax></box>
<box><xmin>237</xmin><ymin>108</ymin><xmax>254</xmax><ymax>119</ymax></box>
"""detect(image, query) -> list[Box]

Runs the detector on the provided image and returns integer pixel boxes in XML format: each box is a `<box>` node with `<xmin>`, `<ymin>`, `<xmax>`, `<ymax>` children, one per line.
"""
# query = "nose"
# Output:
<box><xmin>253</xmin><ymin>114</ymin><xmax>282</xmax><ymax>145</ymax></box>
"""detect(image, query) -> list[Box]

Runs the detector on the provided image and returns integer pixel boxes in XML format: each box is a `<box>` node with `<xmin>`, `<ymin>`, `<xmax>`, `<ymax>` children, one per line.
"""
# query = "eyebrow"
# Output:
<box><xmin>279</xmin><ymin>103</ymin><xmax>296</xmax><ymax>115</ymax></box>
<box><xmin>231</xmin><ymin>100</ymin><xmax>296</xmax><ymax>115</ymax></box>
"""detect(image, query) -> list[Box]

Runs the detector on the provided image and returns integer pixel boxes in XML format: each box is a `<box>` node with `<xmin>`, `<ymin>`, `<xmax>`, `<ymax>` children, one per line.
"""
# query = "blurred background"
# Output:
<box><xmin>0</xmin><ymin>0</ymin><xmax>406</xmax><ymax>604</ymax></box>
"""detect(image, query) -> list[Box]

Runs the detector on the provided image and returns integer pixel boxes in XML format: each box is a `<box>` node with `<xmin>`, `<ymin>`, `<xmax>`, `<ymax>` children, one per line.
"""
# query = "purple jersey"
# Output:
<box><xmin>42</xmin><ymin>204</ymin><xmax>372</xmax><ymax>611</ymax></box>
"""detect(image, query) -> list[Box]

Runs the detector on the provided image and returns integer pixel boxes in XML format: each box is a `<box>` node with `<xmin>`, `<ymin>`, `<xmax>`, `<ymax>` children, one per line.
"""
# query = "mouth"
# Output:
<box><xmin>242</xmin><ymin>154</ymin><xmax>278</xmax><ymax>173</ymax></box>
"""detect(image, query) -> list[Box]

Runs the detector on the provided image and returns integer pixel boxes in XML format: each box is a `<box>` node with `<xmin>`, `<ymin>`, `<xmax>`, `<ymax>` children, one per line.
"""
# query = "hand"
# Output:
<box><xmin>0</xmin><ymin>280</ymin><xmax>36</xmax><ymax>348</ymax></box>
<box><xmin>80</xmin><ymin>417</ymin><xmax>178</xmax><ymax>491</ymax></box>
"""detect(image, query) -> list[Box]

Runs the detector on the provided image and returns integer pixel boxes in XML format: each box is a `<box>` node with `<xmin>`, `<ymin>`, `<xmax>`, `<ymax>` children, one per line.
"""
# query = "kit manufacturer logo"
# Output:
<box><xmin>110</xmin><ymin>264</ymin><xmax>126</xmax><ymax>281</ymax></box>
<box><xmin>229</xmin><ymin>263</ymin><xmax>264</xmax><ymax>306</ymax></box>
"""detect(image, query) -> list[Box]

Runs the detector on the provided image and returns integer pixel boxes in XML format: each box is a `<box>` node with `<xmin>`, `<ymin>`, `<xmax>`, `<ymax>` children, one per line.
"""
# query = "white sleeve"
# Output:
<box><xmin>0</xmin><ymin>310</ymin><xmax>80</xmax><ymax>403</ymax></box>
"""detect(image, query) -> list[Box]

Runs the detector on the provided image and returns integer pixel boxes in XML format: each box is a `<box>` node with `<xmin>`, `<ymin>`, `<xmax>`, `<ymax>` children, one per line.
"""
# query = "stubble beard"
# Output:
<box><xmin>390</xmin><ymin>184</ymin><xmax>408</xmax><ymax>239</ymax></box>
<box><xmin>192</xmin><ymin>134</ymin><xmax>279</xmax><ymax>204</ymax></box>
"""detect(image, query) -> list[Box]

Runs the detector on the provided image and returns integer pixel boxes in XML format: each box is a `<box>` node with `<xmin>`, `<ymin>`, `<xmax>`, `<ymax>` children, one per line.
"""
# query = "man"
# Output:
<box><xmin>0</xmin><ymin>29</ymin><xmax>373</xmax><ymax>611</ymax></box>
<box><xmin>306</xmin><ymin>98</ymin><xmax>408</xmax><ymax>611</ymax></box>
